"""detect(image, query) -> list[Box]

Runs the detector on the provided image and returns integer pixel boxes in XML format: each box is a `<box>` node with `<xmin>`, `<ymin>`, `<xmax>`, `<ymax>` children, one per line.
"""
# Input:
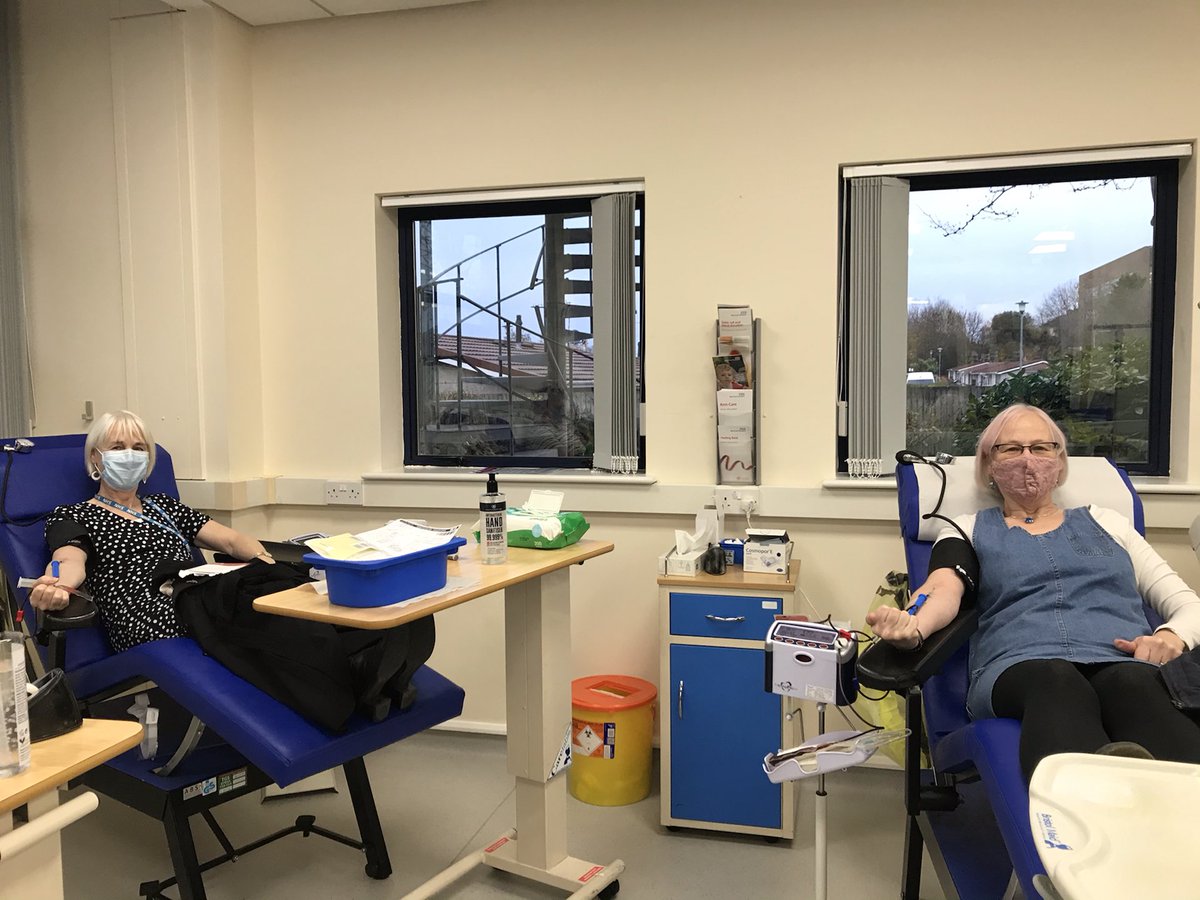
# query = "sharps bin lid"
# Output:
<box><xmin>572</xmin><ymin>674</ymin><xmax>657</xmax><ymax>711</ymax></box>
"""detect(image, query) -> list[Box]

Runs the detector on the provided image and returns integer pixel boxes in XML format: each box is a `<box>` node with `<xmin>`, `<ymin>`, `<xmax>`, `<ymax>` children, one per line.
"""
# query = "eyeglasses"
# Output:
<box><xmin>991</xmin><ymin>441</ymin><xmax>1061</xmax><ymax>459</ymax></box>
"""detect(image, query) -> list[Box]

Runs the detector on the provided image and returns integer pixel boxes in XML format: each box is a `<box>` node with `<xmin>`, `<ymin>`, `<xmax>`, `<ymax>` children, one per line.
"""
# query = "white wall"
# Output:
<box><xmin>13</xmin><ymin>0</ymin><xmax>1200</xmax><ymax>730</ymax></box>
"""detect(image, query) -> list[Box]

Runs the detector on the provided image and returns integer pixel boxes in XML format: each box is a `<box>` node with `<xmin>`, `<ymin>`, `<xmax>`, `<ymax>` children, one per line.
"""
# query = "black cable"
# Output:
<box><xmin>844</xmin><ymin>701</ymin><xmax>883</xmax><ymax>730</ymax></box>
<box><xmin>895</xmin><ymin>449</ymin><xmax>973</xmax><ymax>545</ymax></box>
<box><xmin>856</xmin><ymin>686</ymin><xmax>889</xmax><ymax>702</ymax></box>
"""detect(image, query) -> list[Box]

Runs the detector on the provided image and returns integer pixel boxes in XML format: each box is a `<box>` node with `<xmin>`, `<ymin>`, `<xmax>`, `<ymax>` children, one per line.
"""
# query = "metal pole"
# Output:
<box><xmin>815</xmin><ymin>702</ymin><xmax>827</xmax><ymax>900</ymax></box>
<box><xmin>1017</xmin><ymin>300</ymin><xmax>1028</xmax><ymax>369</ymax></box>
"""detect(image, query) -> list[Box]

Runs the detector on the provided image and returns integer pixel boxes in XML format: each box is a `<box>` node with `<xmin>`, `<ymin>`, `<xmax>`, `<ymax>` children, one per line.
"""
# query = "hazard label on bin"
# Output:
<box><xmin>572</xmin><ymin>718</ymin><xmax>616</xmax><ymax>758</ymax></box>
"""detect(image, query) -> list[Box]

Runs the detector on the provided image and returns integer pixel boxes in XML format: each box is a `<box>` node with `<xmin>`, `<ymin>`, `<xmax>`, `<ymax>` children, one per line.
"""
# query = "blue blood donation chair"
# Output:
<box><xmin>857</xmin><ymin>455</ymin><xmax>1143</xmax><ymax>900</ymax></box>
<box><xmin>0</xmin><ymin>434</ymin><xmax>466</xmax><ymax>899</ymax></box>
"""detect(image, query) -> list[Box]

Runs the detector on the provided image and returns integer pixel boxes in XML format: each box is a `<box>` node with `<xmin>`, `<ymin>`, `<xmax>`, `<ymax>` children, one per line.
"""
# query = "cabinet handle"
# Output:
<box><xmin>677</xmin><ymin>680</ymin><xmax>684</xmax><ymax>719</ymax></box>
<box><xmin>704</xmin><ymin>614</ymin><xmax>746</xmax><ymax>623</ymax></box>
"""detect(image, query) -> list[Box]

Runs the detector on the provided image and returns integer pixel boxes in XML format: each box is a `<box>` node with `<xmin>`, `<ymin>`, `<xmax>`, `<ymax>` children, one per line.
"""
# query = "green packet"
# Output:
<box><xmin>473</xmin><ymin>508</ymin><xmax>590</xmax><ymax>550</ymax></box>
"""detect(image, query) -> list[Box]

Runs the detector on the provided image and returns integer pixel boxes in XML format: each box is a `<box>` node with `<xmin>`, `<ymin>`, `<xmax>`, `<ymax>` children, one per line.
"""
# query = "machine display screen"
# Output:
<box><xmin>773</xmin><ymin>623</ymin><xmax>837</xmax><ymax>646</ymax></box>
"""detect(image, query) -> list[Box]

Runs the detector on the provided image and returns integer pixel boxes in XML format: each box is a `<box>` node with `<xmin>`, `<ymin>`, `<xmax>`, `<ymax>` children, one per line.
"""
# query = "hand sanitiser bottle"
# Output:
<box><xmin>0</xmin><ymin>632</ymin><xmax>31</xmax><ymax>777</ymax></box>
<box><xmin>480</xmin><ymin>473</ymin><xmax>507</xmax><ymax>565</ymax></box>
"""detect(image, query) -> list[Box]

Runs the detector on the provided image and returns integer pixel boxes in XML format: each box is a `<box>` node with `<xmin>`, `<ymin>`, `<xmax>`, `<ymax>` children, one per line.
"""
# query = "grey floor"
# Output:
<box><xmin>61</xmin><ymin>731</ymin><xmax>947</xmax><ymax>899</ymax></box>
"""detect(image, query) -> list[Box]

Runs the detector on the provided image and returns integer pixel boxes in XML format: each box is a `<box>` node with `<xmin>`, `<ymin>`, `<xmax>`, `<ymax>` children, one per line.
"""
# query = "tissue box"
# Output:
<box><xmin>744</xmin><ymin>530</ymin><xmax>792</xmax><ymax>574</ymax></box>
<box><xmin>658</xmin><ymin>546</ymin><xmax>705</xmax><ymax>577</ymax></box>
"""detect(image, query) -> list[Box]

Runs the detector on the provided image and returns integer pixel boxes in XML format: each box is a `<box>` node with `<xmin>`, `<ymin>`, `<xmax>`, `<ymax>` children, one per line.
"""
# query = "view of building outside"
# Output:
<box><xmin>905</xmin><ymin>178</ymin><xmax>1155</xmax><ymax>465</ymax></box>
<box><xmin>409</xmin><ymin>207</ymin><xmax>642</xmax><ymax>464</ymax></box>
<box><xmin>413</xmin><ymin>212</ymin><xmax>594</xmax><ymax>461</ymax></box>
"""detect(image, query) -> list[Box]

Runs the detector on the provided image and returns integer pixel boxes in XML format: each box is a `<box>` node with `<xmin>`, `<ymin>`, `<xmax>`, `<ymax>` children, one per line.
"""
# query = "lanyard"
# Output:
<box><xmin>93</xmin><ymin>494</ymin><xmax>190</xmax><ymax>550</ymax></box>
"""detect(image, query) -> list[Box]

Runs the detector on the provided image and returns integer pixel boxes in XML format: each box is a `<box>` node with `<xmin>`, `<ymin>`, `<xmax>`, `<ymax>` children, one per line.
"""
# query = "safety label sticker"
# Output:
<box><xmin>804</xmin><ymin>683</ymin><xmax>835</xmax><ymax>703</ymax></box>
<box><xmin>183</xmin><ymin>777</ymin><xmax>217</xmax><ymax>802</ymax></box>
<box><xmin>217</xmin><ymin>767</ymin><xmax>247</xmax><ymax>795</ymax></box>
<box><xmin>549</xmin><ymin>723</ymin><xmax>573</xmax><ymax>778</ymax></box>
<box><xmin>572</xmin><ymin>719</ymin><xmax>616</xmax><ymax>758</ymax></box>
<box><xmin>578</xmin><ymin>865</ymin><xmax>605</xmax><ymax>882</ymax></box>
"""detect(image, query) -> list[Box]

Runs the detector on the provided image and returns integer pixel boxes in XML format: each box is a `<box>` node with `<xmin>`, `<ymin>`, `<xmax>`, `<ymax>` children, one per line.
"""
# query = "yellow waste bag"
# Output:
<box><xmin>853</xmin><ymin>571</ymin><xmax>928</xmax><ymax>768</ymax></box>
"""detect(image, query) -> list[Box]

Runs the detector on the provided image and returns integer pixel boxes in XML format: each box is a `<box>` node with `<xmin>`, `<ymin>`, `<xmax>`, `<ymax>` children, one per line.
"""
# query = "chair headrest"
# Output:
<box><xmin>0</xmin><ymin>434</ymin><xmax>181</xmax><ymax>523</ymax></box>
<box><xmin>907</xmin><ymin>456</ymin><xmax>1142</xmax><ymax>541</ymax></box>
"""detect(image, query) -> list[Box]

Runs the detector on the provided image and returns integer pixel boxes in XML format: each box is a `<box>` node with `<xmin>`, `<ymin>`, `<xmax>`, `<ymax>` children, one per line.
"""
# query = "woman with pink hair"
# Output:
<box><xmin>868</xmin><ymin>403</ymin><xmax>1200</xmax><ymax>780</ymax></box>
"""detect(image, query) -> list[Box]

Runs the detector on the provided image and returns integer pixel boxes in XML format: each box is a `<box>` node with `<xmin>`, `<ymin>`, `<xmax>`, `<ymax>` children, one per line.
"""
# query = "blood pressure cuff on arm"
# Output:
<box><xmin>928</xmin><ymin>537</ymin><xmax>979</xmax><ymax>606</ymax></box>
<box><xmin>45</xmin><ymin>519</ymin><xmax>96</xmax><ymax>574</ymax></box>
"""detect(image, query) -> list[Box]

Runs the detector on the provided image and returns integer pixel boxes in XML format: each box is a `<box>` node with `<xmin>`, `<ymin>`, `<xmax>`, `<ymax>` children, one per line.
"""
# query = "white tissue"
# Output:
<box><xmin>675</xmin><ymin>508</ymin><xmax>721</xmax><ymax>554</ymax></box>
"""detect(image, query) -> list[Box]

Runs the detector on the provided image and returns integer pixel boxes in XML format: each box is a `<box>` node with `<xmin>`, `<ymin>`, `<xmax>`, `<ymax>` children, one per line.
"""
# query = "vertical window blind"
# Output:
<box><xmin>0</xmin><ymin>0</ymin><xmax>31</xmax><ymax>438</ymax></box>
<box><xmin>840</xmin><ymin>176</ymin><xmax>909</xmax><ymax>476</ymax></box>
<box><xmin>590</xmin><ymin>192</ymin><xmax>639</xmax><ymax>474</ymax></box>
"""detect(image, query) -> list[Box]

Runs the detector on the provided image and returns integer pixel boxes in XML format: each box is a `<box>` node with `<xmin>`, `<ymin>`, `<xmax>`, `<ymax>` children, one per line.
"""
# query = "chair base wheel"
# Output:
<box><xmin>598</xmin><ymin>879</ymin><xmax>620</xmax><ymax>899</ymax></box>
<box><xmin>365</xmin><ymin>860</ymin><xmax>390</xmax><ymax>880</ymax></box>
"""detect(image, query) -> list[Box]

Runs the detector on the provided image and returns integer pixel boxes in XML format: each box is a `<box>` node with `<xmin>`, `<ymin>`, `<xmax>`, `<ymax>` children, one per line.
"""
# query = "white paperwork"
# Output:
<box><xmin>178</xmin><ymin>562</ymin><xmax>246</xmax><ymax>578</ymax></box>
<box><xmin>305</xmin><ymin>519</ymin><xmax>460</xmax><ymax>561</ymax></box>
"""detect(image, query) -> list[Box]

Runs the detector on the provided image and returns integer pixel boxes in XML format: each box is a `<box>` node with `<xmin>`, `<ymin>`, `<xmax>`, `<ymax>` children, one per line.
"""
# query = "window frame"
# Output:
<box><xmin>397</xmin><ymin>195</ymin><xmax>646</xmax><ymax>470</ymax></box>
<box><xmin>837</xmin><ymin>157</ymin><xmax>1179</xmax><ymax>477</ymax></box>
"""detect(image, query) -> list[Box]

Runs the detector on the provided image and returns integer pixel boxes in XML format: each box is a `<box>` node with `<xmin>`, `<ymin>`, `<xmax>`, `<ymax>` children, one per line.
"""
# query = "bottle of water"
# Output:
<box><xmin>480</xmin><ymin>473</ymin><xmax>507</xmax><ymax>565</ymax></box>
<box><xmin>0</xmin><ymin>632</ymin><xmax>31</xmax><ymax>777</ymax></box>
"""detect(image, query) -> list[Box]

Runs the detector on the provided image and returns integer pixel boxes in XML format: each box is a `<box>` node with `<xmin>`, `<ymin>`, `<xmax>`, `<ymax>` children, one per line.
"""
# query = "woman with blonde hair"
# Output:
<box><xmin>28</xmin><ymin>410</ymin><xmax>274</xmax><ymax>650</ymax></box>
<box><xmin>869</xmin><ymin>403</ymin><xmax>1200</xmax><ymax>779</ymax></box>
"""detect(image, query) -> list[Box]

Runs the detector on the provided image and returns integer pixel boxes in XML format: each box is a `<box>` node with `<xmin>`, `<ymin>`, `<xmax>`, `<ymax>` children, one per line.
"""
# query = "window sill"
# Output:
<box><xmin>1127</xmin><ymin>478</ymin><xmax>1200</xmax><ymax>495</ymax></box>
<box><xmin>369</xmin><ymin>469</ymin><xmax>658</xmax><ymax>486</ymax></box>
<box><xmin>821</xmin><ymin>474</ymin><xmax>1200</xmax><ymax>496</ymax></box>
<box><xmin>821</xmin><ymin>476</ymin><xmax>897</xmax><ymax>490</ymax></box>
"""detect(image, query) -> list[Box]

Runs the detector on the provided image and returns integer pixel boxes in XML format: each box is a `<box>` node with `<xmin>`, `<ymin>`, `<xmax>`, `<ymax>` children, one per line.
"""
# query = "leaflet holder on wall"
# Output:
<box><xmin>714</xmin><ymin>311</ymin><xmax>761</xmax><ymax>487</ymax></box>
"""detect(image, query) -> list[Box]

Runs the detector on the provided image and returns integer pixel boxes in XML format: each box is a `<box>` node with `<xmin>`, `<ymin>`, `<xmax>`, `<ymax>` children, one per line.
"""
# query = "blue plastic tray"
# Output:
<box><xmin>302</xmin><ymin>536</ymin><xmax>467</xmax><ymax>608</ymax></box>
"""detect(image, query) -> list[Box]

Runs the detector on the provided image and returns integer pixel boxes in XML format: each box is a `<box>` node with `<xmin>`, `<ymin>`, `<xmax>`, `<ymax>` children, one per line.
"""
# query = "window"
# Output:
<box><xmin>393</xmin><ymin>189</ymin><xmax>644</xmax><ymax>471</ymax></box>
<box><xmin>838</xmin><ymin>147</ymin><xmax>1185</xmax><ymax>476</ymax></box>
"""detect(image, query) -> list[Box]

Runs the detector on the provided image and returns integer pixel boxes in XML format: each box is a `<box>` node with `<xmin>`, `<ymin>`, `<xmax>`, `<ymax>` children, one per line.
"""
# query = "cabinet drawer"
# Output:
<box><xmin>669</xmin><ymin>592</ymin><xmax>783</xmax><ymax>639</ymax></box>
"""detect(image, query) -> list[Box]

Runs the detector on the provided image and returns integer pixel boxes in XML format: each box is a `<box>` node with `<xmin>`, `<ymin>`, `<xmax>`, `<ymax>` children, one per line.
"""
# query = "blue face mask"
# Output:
<box><xmin>100</xmin><ymin>449</ymin><xmax>150</xmax><ymax>491</ymax></box>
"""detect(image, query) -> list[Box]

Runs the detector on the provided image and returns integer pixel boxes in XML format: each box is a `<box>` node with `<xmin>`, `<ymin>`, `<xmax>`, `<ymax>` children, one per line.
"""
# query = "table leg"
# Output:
<box><xmin>0</xmin><ymin>790</ymin><xmax>69</xmax><ymax>900</ymax></box>
<box><xmin>404</xmin><ymin>567</ymin><xmax>625</xmax><ymax>898</ymax></box>
<box><xmin>503</xmin><ymin>568</ymin><xmax>571</xmax><ymax>868</ymax></box>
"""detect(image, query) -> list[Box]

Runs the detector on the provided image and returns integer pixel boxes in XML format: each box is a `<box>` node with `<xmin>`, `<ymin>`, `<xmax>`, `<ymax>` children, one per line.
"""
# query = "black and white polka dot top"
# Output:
<box><xmin>45</xmin><ymin>494</ymin><xmax>210</xmax><ymax>653</ymax></box>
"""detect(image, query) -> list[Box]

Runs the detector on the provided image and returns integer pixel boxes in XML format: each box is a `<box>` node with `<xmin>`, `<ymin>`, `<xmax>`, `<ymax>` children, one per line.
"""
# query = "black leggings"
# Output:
<box><xmin>991</xmin><ymin>658</ymin><xmax>1200</xmax><ymax>781</ymax></box>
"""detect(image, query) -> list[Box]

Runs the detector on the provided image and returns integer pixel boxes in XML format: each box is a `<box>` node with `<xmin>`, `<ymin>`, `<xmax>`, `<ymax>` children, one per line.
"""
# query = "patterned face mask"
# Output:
<box><xmin>990</xmin><ymin>454</ymin><xmax>1061</xmax><ymax>502</ymax></box>
<box><xmin>100</xmin><ymin>449</ymin><xmax>150</xmax><ymax>491</ymax></box>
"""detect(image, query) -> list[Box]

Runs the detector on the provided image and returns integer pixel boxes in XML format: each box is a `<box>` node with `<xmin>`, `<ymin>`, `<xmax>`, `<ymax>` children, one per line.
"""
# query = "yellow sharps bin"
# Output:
<box><xmin>569</xmin><ymin>674</ymin><xmax>657</xmax><ymax>806</ymax></box>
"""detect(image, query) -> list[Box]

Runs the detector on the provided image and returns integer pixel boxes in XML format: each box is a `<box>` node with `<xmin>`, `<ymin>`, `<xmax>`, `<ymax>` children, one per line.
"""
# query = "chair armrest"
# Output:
<box><xmin>41</xmin><ymin>595</ymin><xmax>97</xmax><ymax>631</ymax></box>
<box><xmin>857</xmin><ymin>607</ymin><xmax>979</xmax><ymax>692</ymax></box>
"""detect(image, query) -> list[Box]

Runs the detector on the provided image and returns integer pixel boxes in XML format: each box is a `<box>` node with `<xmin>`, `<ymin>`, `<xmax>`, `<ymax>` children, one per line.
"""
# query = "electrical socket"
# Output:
<box><xmin>713</xmin><ymin>489</ymin><xmax>739</xmax><ymax>514</ymax></box>
<box><xmin>713</xmin><ymin>486</ymin><xmax>760</xmax><ymax>515</ymax></box>
<box><xmin>737</xmin><ymin>487</ymin><xmax>760</xmax><ymax>516</ymax></box>
<box><xmin>324</xmin><ymin>480</ymin><xmax>363</xmax><ymax>505</ymax></box>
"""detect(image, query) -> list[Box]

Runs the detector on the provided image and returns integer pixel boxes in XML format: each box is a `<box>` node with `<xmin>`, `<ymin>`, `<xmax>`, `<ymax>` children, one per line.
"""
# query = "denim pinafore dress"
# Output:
<box><xmin>966</xmin><ymin>506</ymin><xmax>1153</xmax><ymax>719</ymax></box>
